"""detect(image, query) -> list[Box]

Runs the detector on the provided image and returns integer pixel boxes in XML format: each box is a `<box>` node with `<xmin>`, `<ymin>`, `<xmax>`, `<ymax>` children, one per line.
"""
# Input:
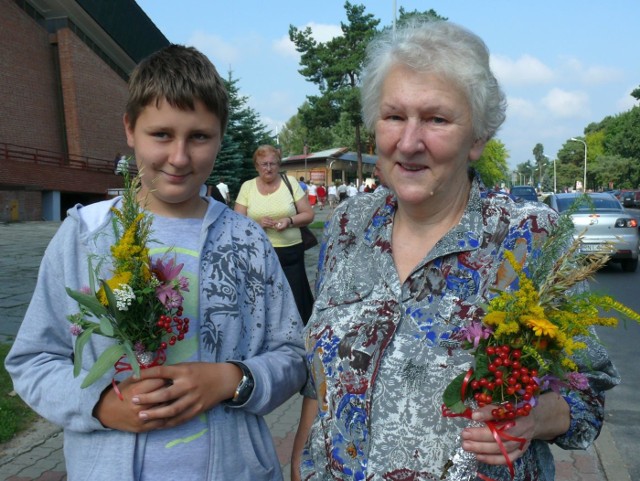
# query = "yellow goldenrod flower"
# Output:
<box><xmin>97</xmin><ymin>271</ymin><xmax>132</xmax><ymax>306</ymax></box>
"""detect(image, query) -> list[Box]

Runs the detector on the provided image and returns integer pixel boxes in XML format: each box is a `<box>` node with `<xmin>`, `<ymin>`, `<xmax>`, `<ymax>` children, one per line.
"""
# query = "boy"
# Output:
<box><xmin>5</xmin><ymin>45</ymin><xmax>306</xmax><ymax>481</ymax></box>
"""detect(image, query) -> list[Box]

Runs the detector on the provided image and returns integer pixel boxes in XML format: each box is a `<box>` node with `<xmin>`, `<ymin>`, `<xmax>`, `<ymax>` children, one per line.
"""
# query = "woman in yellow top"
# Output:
<box><xmin>235</xmin><ymin>145</ymin><xmax>315</xmax><ymax>324</ymax></box>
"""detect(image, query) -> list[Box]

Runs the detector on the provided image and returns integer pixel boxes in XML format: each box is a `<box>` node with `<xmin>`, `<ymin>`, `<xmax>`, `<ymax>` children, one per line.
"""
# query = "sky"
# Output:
<box><xmin>134</xmin><ymin>0</ymin><xmax>640</xmax><ymax>170</ymax></box>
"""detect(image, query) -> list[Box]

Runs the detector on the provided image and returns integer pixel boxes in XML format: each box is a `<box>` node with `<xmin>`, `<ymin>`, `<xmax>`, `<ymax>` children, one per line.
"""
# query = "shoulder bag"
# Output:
<box><xmin>280</xmin><ymin>174</ymin><xmax>319</xmax><ymax>251</ymax></box>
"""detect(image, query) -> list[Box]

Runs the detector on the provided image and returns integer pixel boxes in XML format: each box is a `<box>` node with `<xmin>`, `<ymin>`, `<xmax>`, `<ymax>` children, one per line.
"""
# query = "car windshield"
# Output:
<box><xmin>556</xmin><ymin>196</ymin><xmax>621</xmax><ymax>213</ymax></box>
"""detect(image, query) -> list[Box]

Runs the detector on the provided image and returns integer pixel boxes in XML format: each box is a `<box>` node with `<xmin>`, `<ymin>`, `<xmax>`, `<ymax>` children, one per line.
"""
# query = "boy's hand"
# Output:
<box><xmin>93</xmin><ymin>376</ymin><xmax>168</xmax><ymax>432</ymax></box>
<box><xmin>131</xmin><ymin>362</ymin><xmax>243</xmax><ymax>429</ymax></box>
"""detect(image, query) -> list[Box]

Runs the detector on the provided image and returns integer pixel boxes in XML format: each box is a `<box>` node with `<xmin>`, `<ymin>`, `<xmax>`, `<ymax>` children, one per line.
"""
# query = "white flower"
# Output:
<box><xmin>113</xmin><ymin>283</ymin><xmax>136</xmax><ymax>311</ymax></box>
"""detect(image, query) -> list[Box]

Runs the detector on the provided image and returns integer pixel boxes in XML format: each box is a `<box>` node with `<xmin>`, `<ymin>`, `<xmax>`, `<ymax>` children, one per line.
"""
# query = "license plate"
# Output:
<box><xmin>580</xmin><ymin>244</ymin><xmax>606</xmax><ymax>253</ymax></box>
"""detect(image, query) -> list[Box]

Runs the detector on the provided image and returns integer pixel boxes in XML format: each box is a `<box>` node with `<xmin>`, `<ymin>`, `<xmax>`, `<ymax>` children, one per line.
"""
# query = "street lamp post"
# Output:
<box><xmin>543</xmin><ymin>154</ymin><xmax>556</xmax><ymax>193</ymax></box>
<box><xmin>570</xmin><ymin>137</ymin><xmax>587</xmax><ymax>192</ymax></box>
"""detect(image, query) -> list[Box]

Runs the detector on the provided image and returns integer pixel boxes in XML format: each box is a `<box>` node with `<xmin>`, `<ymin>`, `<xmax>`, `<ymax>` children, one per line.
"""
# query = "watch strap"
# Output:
<box><xmin>226</xmin><ymin>361</ymin><xmax>254</xmax><ymax>406</ymax></box>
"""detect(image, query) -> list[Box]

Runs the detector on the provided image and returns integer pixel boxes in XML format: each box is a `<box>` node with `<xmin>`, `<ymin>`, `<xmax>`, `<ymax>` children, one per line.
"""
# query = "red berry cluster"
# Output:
<box><xmin>156</xmin><ymin>308</ymin><xmax>190</xmax><ymax>348</ymax></box>
<box><xmin>469</xmin><ymin>344</ymin><xmax>540</xmax><ymax>420</ymax></box>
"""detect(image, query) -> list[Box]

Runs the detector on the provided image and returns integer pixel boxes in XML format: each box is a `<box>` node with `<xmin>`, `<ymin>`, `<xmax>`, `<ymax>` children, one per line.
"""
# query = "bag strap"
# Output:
<box><xmin>280</xmin><ymin>174</ymin><xmax>300</xmax><ymax>214</ymax></box>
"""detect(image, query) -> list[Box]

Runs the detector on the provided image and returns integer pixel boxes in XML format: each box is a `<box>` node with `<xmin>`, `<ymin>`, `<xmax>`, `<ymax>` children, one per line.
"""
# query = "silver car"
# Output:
<box><xmin>544</xmin><ymin>193</ymin><xmax>639</xmax><ymax>272</ymax></box>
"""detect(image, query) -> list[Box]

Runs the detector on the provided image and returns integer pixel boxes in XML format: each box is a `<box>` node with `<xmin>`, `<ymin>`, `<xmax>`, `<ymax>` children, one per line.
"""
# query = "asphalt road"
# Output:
<box><xmin>594</xmin><ymin>263</ymin><xmax>640</xmax><ymax>481</ymax></box>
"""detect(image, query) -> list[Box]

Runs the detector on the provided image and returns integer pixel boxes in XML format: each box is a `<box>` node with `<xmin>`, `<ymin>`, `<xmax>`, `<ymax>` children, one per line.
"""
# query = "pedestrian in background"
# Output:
<box><xmin>316</xmin><ymin>183</ymin><xmax>327</xmax><ymax>210</ymax></box>
<box><xmin>298</xmin><ymin>176</ymin><xmax>308</xmax><ymax>194</ymax></box>
<box><xmin>307</xmin><ymin>181</ymin><xmax>317</xmax><ymax>207</ymax></box>
<box><xmin>327</xmin><ymin>182</ymin><xmax>338</xmax><ymax>208</ymax></box>
<box><xmin>235</xmin><ymin>145</ymin><xmax>315</xmax><ymax>325</ymax></box>
<box><xmin>115</xmin><ymin>153</ymin><xmax>129</xmax><ymax>175</ymax></box>
<box><xmin>216</xmin><ymin>177</ymin><xmax>230</xmax><ymax>204</ymax></box>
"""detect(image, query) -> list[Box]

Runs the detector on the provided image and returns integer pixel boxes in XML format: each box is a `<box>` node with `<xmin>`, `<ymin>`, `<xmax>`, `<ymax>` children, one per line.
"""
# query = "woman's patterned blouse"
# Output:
<box><xmin>300</xmin><ymin>175</ymin><xmax>620</xmax><ymax>481</ymax></box>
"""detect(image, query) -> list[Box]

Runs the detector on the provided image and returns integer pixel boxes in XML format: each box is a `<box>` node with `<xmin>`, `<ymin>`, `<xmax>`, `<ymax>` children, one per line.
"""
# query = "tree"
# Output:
<box><xmin>278</xmin><ymin>112</ymin><xmax>309</xmax><ymax>158</ymax></box>
<box><xmin>589</xmin><ymin>154</ymin><xmax>640</xmax><ymax>190</ymax></box>
<box><xmin>221</xmin><ymin>72</ymin><xmax>272</xmax><ymax>196</ymax></box>
<box><xmin>515</xmin><ymin>160</ymin><xmax>537</xmax><ymax>187</ymax></box>
<box><xmin>474</xmin><ymin>139</ymin><xmax>510</xmax><ymax>188</ymax></box>
<box><xmin>207</xmin><ymin>134</ymin><xmax>244</xmax><ymax>199</ymax></box>
<box><xmin>289</xmin><ymin>1</ymin><xmax>379</xmax><ymax>183</ymax></box>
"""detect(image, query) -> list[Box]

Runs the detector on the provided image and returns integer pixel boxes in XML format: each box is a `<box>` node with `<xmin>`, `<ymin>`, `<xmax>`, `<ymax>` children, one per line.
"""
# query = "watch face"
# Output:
<box><xmin>228</xmin><ymin>362</ymin><xmax>254</xmax><ymax>405</ymax></box>
<box><xmin>233</xmin><ymin>372</ymin><xmax>255</xmax><ymax>404</ymax></box>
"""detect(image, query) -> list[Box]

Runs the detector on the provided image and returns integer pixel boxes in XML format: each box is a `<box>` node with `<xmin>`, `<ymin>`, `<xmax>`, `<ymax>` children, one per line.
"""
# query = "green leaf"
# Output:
<box><xmin>80</xmin><ymin>343</ymin><xmax>127</xmax><ymax>388</ymax></box>
<box><xmin>122</xmin><ymin>342</ymin><xmax>141</xmax><ymax>378</ymax></box>
<box><xmin>474</xmin><ymin>352</ymin><xmax>490</xmax><ymax>379</ymax></box>
<box><xmin>66</xmin><ymin>287</ymin><xmax>108</xmax><ymax>318</ymax></box>
<box><xmin>443</xmin><ymin>371</ymin><xmax>470</xmax><ymax>412</ymax></box>
<box><xmin>100</xmin><ymin>280</ymin><xmax>119</xmax><ymax>320</ymax></box>
<box><xmin>99</xmin><ymin>316</ymin><xmax>115</xmax><ymax>337</ymax></box>
<box><xmin>73</xmin><ymin>323</ymin><xmax>101</xmax><ymax>377</ymax></box>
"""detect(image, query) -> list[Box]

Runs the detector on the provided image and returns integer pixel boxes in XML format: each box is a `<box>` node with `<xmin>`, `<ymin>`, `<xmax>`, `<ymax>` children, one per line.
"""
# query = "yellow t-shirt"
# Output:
<box><xmin>236</xmin><ymin>176</ymin><xmax>304</xmax><ymax>248</ymax></box>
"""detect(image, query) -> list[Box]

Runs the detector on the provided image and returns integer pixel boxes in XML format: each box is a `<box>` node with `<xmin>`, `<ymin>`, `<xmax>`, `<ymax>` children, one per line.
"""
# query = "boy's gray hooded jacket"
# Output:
<box><xmin>5</xmin><ymin>197</ymin><xmax>307</xmax><ymax>480</ymax></box>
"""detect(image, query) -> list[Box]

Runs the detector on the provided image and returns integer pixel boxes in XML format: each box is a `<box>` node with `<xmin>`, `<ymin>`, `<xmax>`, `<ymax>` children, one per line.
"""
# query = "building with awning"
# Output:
<box><xmin>282</xmin><ymin>147</ymin><xmax>378</xmax><ymax>186</ymax></box>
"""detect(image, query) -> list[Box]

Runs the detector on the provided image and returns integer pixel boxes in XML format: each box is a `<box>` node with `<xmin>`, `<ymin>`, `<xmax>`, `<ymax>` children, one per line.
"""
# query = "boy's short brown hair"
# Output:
<box><xmin>125</xmin><ymin>44</ymin><xmax>229</xmax><ymax>134</ymax></box>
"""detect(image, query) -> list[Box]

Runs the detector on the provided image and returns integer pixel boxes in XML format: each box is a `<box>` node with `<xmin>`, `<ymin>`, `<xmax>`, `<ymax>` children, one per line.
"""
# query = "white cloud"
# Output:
<box><xmin>188</xmin><ymin>31</ymin><xmax>241</xmax><ymax>66</ymax></box>
<box><xmin>616</xmin><ymin>87</ymin><xmax>639</xmax><ymax>112</ymax></box>
<box><xmin>491</xmin><ymin>54</ymin><xmax>554</xmax><ymax>86</ymax></box>
<box><xmin>273</xmin><ymin>22</ymin><xmax>342</xmax><ymax>59</ymax></box>
<box><xmin>560</xmin><ymin>56</ymin><xmax>622</xmax><ymax>85</ymax></box>
<box><xmin>542</xmin><ymin>88</ymin><xmax>589</xmax><ymax>118</ymax></box>
<box><xmin>506</xmin><ymin>96</ymin><xmax>538</xmax><ymax>119</ymax></box>
<box><xmin>273</xmin><ymin>36</ymin><xmax>298</xmax><ymax>58</ymax></box>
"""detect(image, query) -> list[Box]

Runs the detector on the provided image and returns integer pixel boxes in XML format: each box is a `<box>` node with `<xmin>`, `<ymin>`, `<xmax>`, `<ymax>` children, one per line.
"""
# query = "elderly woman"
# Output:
<box><xmin>291</xmin><ymin>20</ymin><xmax>618</xmax><ymax>481</ymax></box>
<box><xmin>235</xmin><ymin>145</ymin><xmax>315</xmax><ymax>324</ymax></box>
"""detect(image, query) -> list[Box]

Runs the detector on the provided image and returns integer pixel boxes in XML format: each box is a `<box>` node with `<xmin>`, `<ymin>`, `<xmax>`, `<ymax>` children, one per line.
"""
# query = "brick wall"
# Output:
<box><xmin>0</xmin><ymin>189</ymin><xmax>41</xmax><ymax>223</ymax></box>
<box><xmin>56</xmin><ymin>28</ymin><xmax>130</xmax><ymax>160</ymax></box>
<box><xmin>0</xmin><ymin>157</ymin><xmax>125</xmax><ymax>193</ymax></box>
<box><xmin>0</xmin><ymin>0</ymin><xmax>64</xmax><ymax>152</ymax></box>
<box><xmin>0</xmin><ymin>0</ymin><xmax>133</xmax><ymax>220</ymax></box>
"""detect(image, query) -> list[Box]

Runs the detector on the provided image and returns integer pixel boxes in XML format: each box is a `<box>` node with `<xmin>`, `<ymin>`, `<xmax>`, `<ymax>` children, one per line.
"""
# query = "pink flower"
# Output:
<box><xmin>178</xmin><ymin>276</ymin><xmax>189</xmax><ymax>292</ymax></box>
<box><xmin>566</xmin><ymin>371</ymin><xmax>590</xmax><ymax>391</ymax></box>
<box><xmin>461</xmin><ymin>321</ymin><xmax>493</xmax><ymax>348</ymax></box>
<box><xmin>152</xmin><ymin>258</ymin><xmax>185</xmax><ymax>283</ymax></box>
<box><xmin>69</xmin><ymin>324</ymin><xmax>84</xmax><ymax>336</ymax></box>
<box><xmin>156</xmin><ymin>284</ymin><xmax>184</xmax><ymax>309</ymax></box>
<box><xmin>79</xmin><ymin>286</ymin><xmax>92</xmax><ymax>295</ymax></box>
<box><xmin>153</xmin><ymin>257</ymin><xmax>189</xmax><ymax>308</ymax></box>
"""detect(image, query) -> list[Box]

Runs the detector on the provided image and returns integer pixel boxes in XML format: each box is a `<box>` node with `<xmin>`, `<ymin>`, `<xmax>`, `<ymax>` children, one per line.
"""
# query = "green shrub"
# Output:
<box><xmin>0</xmin><ymin>344</ymin><xmax>38</xmax><ymax>443</ymax></box>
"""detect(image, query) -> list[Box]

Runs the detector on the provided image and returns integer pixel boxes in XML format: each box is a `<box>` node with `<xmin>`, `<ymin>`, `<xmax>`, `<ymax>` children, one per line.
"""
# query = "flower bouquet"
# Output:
<box><xmin>66</xmin><ymin>171</ymin><xmax>189</xmax><ymax>391</ymax></box>
<box><xmin>441</xmin><ymin>211</ymin><xmax>640</xmax><ymax>480</ymax></box>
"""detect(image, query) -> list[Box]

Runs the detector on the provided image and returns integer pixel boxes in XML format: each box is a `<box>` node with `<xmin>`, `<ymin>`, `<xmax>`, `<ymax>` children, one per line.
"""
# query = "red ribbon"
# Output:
<box><xmin>111</xmin><ymin>350</ymin><xmax>167</xmax><ymax>401</ymax></box>
<box><xmin>441</xmin><ymin>368</ymin><xmax>527</xmax><ymax>481</ymax></box>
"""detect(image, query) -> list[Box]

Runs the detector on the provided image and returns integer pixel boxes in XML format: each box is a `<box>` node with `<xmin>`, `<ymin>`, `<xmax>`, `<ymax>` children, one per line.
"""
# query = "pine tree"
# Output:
<box><xmin>222</xmin><ymin>73</ymin><xmax>273</xmax><ymax>189</ymax></box>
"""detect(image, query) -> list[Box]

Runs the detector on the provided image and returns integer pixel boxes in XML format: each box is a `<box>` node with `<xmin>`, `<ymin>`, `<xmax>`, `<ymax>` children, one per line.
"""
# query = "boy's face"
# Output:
<box><xmin>124</xmin><ymin>98</ymin><xmax>222</xmax><ymax>218</ymax></box>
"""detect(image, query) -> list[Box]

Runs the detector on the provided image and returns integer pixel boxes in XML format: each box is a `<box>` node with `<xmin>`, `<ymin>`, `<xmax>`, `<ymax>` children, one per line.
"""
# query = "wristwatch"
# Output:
<box><xmin>227</xmin><ymin>361</ymin><xmax>254</xmax><ymax>405</ymax></box>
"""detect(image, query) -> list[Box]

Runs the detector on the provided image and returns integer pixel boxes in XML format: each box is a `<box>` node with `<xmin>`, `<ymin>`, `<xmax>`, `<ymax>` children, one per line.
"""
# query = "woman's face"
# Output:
<box><xmin>375</xmin><ymin>64</ymin><xmax>485</xmax><ymax>208</ymax></box>
<box><xmin>255</xmin><ymin>154</ymin><xmax>280</xmax><ymax>183</ymax></box>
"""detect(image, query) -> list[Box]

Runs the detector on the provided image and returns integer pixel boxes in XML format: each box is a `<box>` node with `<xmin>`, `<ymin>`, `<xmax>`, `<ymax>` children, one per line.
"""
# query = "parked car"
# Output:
<box><xmin>621</xmin><ymin>190</ymin><xmax>636</xmax><ymax>207</ymax></box>
<box><xmin>510</xmin><ymin>185</ymin><xmax>539</xmax><ymax>202</ymax></box>
<box><xmin>543</xmin><ymin>193</ymin><xmax>639</xmax><ymax>272</ymax></box>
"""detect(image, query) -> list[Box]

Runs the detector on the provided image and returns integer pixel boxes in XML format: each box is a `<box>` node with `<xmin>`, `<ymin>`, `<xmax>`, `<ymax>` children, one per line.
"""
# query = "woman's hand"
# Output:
<box><xmin>274</xmin><ymin>217</ymin><xmax>293</xmax><ymax>232</ymax></box>
<box><xmin>259</xmin><ymin>216</ymin><xmax>277</xmax><ymax>230</ymax></box>
<box><xmin>460</xmin><ymin>392</ymin><xmax>570</xmax><ymax>465</ymax></box>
